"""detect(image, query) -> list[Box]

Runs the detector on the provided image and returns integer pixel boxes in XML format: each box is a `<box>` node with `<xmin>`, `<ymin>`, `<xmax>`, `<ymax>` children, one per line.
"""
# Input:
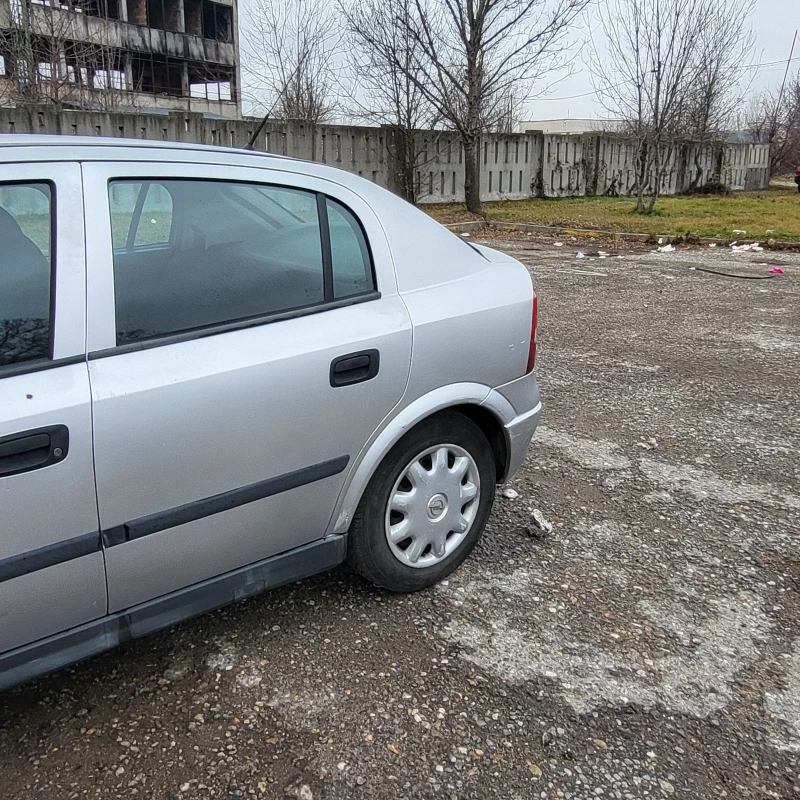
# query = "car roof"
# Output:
<box><xmin>0</xmin><ymin>133</ymin><xmax>385</xmax><ymax>198</ymax></box>
<box><xmin>0</xmin><ymin>134</ymin><xmax>294</xmax><ymax>161</ymax></box>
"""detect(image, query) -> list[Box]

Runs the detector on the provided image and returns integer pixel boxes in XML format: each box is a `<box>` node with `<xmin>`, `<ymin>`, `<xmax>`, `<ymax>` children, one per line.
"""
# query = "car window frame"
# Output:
<box><xmin>102</xmin><ymin>175</ymin><xmax>379</xmax><ymax>354</ymax></box>
<box><xmin>0</xmin><ymin>179</ymin><xmax>59</xmax><ymax>379</ymax></box>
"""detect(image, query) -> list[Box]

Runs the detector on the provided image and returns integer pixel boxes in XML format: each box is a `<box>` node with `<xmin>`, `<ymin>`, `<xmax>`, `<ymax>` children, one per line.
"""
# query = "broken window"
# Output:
<box><xmin>81</xmin><ymin>0</ymin><xmax>120</xmax><ymax>18</ymax></box>
<box><xmin>184</xmin><ymin>0</ymin><xmax>202</xmax><ymax>34</ymax></box>
<box><xmin>146</xmin><ymin>0</ymin><xmax>164</xmax><ymax>28</ymax></box>
<box><xmin>202</xmin><ymin>1</ymin><xmax>232</xmax><ymax>42</ymax></box>
<box><xmin>187</xmin><ymin>61</ymin><xmax>233</xmax><ymax>100</ymax></box>
<box><xmin>189</xmin><ymin>80</ymin><xmax>230</xmax><ymax>100</ymax></box>
<box><xmin>93</xmin><ymin>69</ymin><xmax>126</xmax><ymax>89</ymax></box>
<box><xmin>131</xmin><ymin>53</ymin><xmax>183</xmax><ymax>95</ymax></box>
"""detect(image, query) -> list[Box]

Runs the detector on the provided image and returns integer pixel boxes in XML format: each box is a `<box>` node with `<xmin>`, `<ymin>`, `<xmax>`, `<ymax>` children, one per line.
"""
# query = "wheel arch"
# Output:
<box><xmin>327</xmin><ymin>383</ymin><xmax>514</xmax><ymax>535</ymax></box>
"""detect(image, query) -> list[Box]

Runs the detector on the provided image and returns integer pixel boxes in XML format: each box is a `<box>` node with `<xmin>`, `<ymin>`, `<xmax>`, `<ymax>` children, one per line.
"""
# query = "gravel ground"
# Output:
<box><xmin>2</xmin><ymin>239</ymin><xmax>799</xmax><ymax>799</ymax></box>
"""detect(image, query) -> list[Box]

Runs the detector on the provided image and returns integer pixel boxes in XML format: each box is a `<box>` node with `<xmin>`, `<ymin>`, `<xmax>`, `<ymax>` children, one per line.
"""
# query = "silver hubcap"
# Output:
<box><xmin>385</xmin><ymin>444</ymin><xmax>481</xmax><ymax>569</ymax></box>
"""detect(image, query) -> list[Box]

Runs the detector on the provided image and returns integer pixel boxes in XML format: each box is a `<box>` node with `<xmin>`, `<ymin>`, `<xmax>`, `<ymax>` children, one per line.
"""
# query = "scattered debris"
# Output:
<box><xmin>769</xmin><ymin>267</ymin><xmax>785</xmax><ymax>274</ymax></box>
<box><xmin>554</xmin><ymin>242</ymin><xmax>564</xmax><ymax>247</ymax></box>
<box><xmin>657</xmin><ymin>244</ymin><xmax>676</xmax><ymax>253</ymax></box>
<box><xmin>733</xmin><ymin>229</ymin><xmax>747</xmax><ymax>235</ymax></box>
<box><xmin>709</xmin><ymin>243</ymin><xmax>717</xmax><ymax>248</ymax></box>
<box><xmin>501</xmin><ymin>487</ymin><xmax>519</xmax><ymax>500</ymax></box>
<box><xmin>732</xmin><ymin>242</ymin><xmax>764</xmax><ymax>253</ymax></box>
<box><xmin>527</xmin><ymin>508</ymin><xmax>554</xmax><ymax>538</ymax></box>
<box><xmin>576</xmin><ymin>252</ymin><xmax>585</xmax><ymax>259</ymax></box>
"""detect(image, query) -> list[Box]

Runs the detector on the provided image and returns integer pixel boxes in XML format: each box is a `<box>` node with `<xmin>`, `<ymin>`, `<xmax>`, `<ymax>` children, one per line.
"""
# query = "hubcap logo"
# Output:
<box><xmin>427</xmin><ymin>494</ymin><xmax>447</xmax><ymax>519</ymax></box>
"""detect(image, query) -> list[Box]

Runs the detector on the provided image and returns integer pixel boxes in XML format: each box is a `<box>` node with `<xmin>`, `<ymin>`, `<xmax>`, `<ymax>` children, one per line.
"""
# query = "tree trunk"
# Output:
<box><xmin>463</xmin><ymin>136</ymin><xmax>482</xmax><ymax>215</ymax></box>
<box><xmin>634</xmin><ymin>138</ymin><xmax>650</xmax><ymax>214</ymax></box>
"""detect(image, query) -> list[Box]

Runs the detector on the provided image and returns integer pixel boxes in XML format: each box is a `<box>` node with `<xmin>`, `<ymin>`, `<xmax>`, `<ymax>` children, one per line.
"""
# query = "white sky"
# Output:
<box><xmin>520</xmin><ymin>0</ymin><xmax>798</xmax><ymax>121</ymax></box>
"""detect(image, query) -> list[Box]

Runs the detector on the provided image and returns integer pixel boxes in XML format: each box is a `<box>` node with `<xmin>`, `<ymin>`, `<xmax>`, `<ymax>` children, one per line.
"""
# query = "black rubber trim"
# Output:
<box><xmin>0</xmin><ymin>535</ymin><xmax>347</xmax><ymax>691</ymax></box>
<box><xmin>102</xmin><ymin>456</ymin><xmax>350</xmax><ymax>547</ymax></box>
<box><xmin>0</xmin><ymin>354</ymin><xmax>85</xmax><ymax>380</ymax></box>
<box><xmin>88</xmin><ymin>292</ymin><xmax>381</xmax><ymax>360</ymax></box>
<box><xmin>317</xmin><ymin>192</ymin><xmax>334</xmax><ymax>302</ymax></box>
<box><xmin>0</xmin><ymin>531</ymin><xmax>100</xmax><ymax>584</ymax></box>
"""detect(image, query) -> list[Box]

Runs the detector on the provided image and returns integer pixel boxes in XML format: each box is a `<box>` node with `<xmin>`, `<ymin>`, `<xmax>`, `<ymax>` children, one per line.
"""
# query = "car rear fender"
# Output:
<box><xmin>327</xmin><ymin>382</ymin><xmax>515</xmax><ymax>535</ymax></box>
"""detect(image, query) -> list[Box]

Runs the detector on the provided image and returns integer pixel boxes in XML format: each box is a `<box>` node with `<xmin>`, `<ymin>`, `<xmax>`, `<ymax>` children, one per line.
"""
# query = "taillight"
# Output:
<box><xmin>526</xmin><ymin>292</ymin><xmax>538</xmax><ymax>372</ymax></box>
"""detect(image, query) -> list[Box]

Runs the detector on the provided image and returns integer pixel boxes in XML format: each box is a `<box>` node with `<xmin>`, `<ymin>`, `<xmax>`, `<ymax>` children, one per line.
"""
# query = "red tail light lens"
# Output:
<box><xmin>526</xmin><ymin>292</ymin><xmax>538</xmax><ymax>373</ymax></box>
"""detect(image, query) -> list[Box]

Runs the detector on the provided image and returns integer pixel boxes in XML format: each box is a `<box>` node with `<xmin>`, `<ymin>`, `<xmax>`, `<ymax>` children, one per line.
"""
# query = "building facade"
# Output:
<box><xmin>0</xmin><ymin>0</ymin><xmax>240</xmax><ymax>116</ymax></box>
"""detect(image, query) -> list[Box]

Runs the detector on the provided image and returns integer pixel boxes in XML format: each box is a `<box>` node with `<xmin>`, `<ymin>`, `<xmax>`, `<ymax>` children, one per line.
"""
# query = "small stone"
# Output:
<box><xmin>659</xmin><ymin>779</ymin><xmax>675</xmax><ymax>795</ymax></box>
<box><xmin>180</xmin><ymin>783</ymin><xmax>191</xmax><ymax>793</ymax></box>
<box><xmin>298</xmin><ymin>786</ymin><xmax>313</xmax><ymax>800</ymax></box>
<box><xmin>501</xmin><ymin>487</ymin><xmax>519</xmax><ymax>499</ymax></box>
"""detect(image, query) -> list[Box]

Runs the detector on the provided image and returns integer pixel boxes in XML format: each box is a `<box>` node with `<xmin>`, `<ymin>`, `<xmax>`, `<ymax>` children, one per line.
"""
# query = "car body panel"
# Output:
<box><xmin>80</xmin><ymin>160</ymin><xmax>412</xmax><ymax>611</ymax></box>
<box><xmin>0</xmin><ymin>161</ymin><xmax>106</xmax><ymax>654</ymax></box>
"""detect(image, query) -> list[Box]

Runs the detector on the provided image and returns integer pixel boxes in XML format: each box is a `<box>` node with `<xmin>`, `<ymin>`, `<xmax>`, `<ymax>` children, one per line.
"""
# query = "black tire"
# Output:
<box><xmin>347</xmin><ymin>410</ymin><xmax>496</xmax><ymax>592</ymax></box>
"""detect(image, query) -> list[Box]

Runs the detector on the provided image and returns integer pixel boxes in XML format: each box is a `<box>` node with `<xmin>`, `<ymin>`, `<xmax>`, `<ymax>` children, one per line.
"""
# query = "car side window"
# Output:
<box><xmin>109</xmin><ymin>179</ymin><xmax>324</xmax><ymax>344</ymax></box>
<box><xmin>327</xmin><ymin>198</ymin><xmax>375</xmax><ymax>299</ymax></box>
<box><xmin>0</xmin><ymin>182</ymin><xmax>53</xmax><ymax>367</ymax></box>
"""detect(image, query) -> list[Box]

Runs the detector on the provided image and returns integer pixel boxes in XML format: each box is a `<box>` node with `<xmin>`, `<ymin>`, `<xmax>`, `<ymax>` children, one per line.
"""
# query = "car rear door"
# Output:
<box><xmin>82</xmin><ymin>160</ymin><xmax>412</xmax><ymax>612</ymax></box>
<box><xmin>0</xmin><ymin>163</ymin><xmax>106</xmax><ymax>656</ymax></box>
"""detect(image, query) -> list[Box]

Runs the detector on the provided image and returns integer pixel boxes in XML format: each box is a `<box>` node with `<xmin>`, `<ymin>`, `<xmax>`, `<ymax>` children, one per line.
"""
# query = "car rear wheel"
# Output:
<box><xmin>347</xmin><ymin>411</ymin><xmax>496</xmax><ymax>592</ymax></box>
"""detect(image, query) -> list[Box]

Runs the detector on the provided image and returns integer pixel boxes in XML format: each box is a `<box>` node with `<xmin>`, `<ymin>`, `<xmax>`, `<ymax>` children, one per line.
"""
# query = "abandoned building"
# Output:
<box><xmin>0</xmin><ymin>0</ymin><xmax>241</xmax><ymax>116</ymax></box>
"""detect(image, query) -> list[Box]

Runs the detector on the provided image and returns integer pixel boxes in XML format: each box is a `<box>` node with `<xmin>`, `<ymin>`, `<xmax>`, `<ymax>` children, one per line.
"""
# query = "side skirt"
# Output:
<box><xmin>0</xmin><ymin>535</ymin><xmax>347</xmax><ymax>692</ymax></box>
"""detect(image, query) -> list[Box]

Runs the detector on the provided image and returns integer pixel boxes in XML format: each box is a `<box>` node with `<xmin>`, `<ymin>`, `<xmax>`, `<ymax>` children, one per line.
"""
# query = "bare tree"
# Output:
<box><xmin>592</xmin><ymin>0</ymin><xmax>755</xmax><ymax>213</ymax></box>
<box><xmin>0</xmin><ymin>0</ymin><xmax>135</xmax><ymax>110</ymax></box>
<box><xmin>241</xmin><ymin>0</ymin><xmax>341</xmax><ymax>122</ymax></box>
<box><xmin>340</xmin><ymin>0</ymin><xmax>440</xmax><ymax>202</ymax></box>
<box><xmin>679</xmin><ymin>0</ymin><xmax>755</xmax><ymax>141</ymax></box>
<box><xmin>382</xmin><ymin>0</ymin><xmax>589</xmax><ymax>214</ymax></box>
<box><xmin>746</xmin><ymin>73</ymin><xmax>800</xmax><ymax>176</ymax></box>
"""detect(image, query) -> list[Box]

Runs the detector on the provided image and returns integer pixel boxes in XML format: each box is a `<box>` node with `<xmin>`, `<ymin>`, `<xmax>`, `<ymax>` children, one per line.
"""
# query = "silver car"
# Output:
<box><xmin>0</xmin><ymin>136</ymin><xmax>541</xmax><ymax>690</ymax></box>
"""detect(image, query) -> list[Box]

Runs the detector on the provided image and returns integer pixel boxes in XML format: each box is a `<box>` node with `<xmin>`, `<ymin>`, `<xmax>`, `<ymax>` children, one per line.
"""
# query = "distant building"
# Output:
<box><xmin>0</xmin><ymin>0</ymin><xmax>240</xmax><ymax>117</ymax></box>
<box><xmin>517</xmin><ymin>118</ymin><xmax>622</xmax><ymax>135</ymax></box>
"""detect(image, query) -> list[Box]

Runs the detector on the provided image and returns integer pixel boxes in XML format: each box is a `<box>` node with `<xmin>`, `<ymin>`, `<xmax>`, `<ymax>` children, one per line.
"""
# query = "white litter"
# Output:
<box><xmin>460</xmin><ymin>232</ymin><xmax>470</xmax><ymax>238</ymax></box>
<box><xmin>766</xmin><ymin>229</ymin><xmax>775</xmax><ymax>234</ymax></box>
<box><xmin>554</xmin><ymin>242</ymin><xmax>564</xmax><ymax>247</ymax></box>
<box><xmin>708</xmin><ymin>243</ymin><xmax>717</xmax><ymax>248</ymax></box>
<box><xmin>658</xmin><ymin>238</ymin><xmax>665</xmax><ymax>244</ymax></box>
<box><xmin>657</xmin><ymin>244</ymin><xmax>676</xmax><ymax>253</ymax></box>
<box><xmin>576</xmin><ymin>252</ymin><xmax>585</xmax><ymax>259</ymax></box>
<box><xmin>731</xmin><ymin>242</ymin><xmax>763</xmax><ymax>253</ymax></box>
<box><xmin>150</xmin><ymin>218</ymin><xmax>157</xmax><ymax>224</ymax></box>
<box><xmin>733</xmin><ymin>229</ymin><xmax>747</xmax><ymax>235</ymax></box>
<box><xmin>501</xmin><ymin>487</ymin><xmax>519</xmax><ymax>500</ymax></box>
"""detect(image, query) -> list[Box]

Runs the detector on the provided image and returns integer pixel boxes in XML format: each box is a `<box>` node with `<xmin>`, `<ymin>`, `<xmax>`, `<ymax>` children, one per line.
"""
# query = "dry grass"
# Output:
<box><xmin>426</xmin><ymin>188</ymin><xmax>800</xmax><ymax>241</ymax></box>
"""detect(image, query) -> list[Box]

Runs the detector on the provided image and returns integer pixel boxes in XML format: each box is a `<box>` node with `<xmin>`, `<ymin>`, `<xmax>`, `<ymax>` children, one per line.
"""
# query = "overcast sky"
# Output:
<box><xmin>522</xmin><ymin>0</ymin><xmax>798</xmax><ymax>121</ymax></box>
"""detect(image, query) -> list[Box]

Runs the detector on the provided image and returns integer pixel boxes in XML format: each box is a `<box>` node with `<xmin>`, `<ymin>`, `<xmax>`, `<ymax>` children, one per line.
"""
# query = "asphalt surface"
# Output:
<box><xmin>2</xmin><ymin>238</ymin><xmax>799</xmax><ymax>799</ymax></box>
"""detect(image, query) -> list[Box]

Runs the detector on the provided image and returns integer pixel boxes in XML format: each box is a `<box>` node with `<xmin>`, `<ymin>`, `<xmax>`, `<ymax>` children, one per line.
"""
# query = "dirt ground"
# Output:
<box><xmin>1</xmin><ymin>238</ymin><xmax>799</xmax><ymax>799</ymax></box>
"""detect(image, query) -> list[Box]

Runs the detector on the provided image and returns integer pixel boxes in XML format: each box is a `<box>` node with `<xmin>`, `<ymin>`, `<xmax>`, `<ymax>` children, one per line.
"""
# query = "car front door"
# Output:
<box><xmin>0</xmin><ymin>163</ymin><xmax>107</xmax><ymax>660</ymax></box>
<box><xmin>82</xmin><ymin>160</ymin><xmax>412</xmax><ymax>612</ymax></box>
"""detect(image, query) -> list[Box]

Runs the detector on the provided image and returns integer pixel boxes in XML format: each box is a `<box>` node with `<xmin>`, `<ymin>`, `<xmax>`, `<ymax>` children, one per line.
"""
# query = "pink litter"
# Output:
<box><xmin>769</xmin><ymin>267</ymin><xmax>784</xmax><ymax>274</ymax></box>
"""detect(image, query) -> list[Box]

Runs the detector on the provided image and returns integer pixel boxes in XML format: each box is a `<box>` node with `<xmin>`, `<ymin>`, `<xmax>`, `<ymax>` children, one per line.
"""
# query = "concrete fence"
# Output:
<box><xmin>0</xmin><ymin>106</ymin><xmax>771</xmax><ymax>202</ymax></box>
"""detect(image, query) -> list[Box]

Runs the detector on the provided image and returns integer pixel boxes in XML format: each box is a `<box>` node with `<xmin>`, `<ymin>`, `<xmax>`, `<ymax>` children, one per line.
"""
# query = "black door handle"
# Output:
<box><xmin>0</xmin><ymin>425</ymin><xmax>69</xmax><ymax>478</ymax></box>
<box><xmin>330</xmin><ymin>349</ymin><xmax>380</xmax><ymax>387</ymax></box>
